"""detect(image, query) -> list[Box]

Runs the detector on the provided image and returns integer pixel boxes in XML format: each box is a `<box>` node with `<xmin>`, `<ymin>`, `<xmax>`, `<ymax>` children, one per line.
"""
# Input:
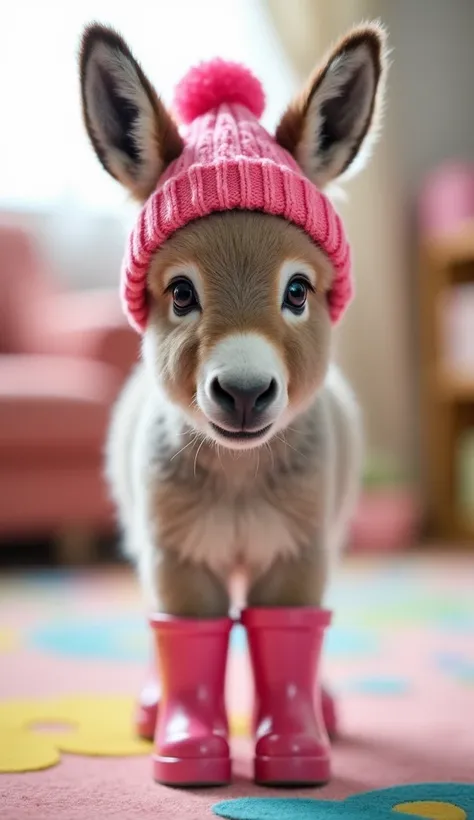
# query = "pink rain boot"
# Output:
<box><xmin>242</xmin><ymin>606</ymin><xmax>332</xmax><ymax>786</ymax></box>
<box><xmin>322</xmin><ymin>686</ymin><xmax>337</xmax><ymax>739</ymax></box>
<box><xmin>137</xmin><ymin>643</ymin><xmax>338</xmax><ymax>743</ymax></box>
<box><xmin>135</xmin><ymin>667</ymin><xmax>160</xmax><ymax>741</ymax></box>
<box><xmin>150</xmin><ymin>614</ymin><xmax>232</xmax><ymax>787</ymax></box>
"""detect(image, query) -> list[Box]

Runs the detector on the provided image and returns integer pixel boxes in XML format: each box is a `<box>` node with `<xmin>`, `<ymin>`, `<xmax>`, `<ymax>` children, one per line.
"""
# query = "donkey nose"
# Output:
<box><xmin>210</xmin><ymin>377</ymin><xmax>278</xmax><ymax>428</ymax></box>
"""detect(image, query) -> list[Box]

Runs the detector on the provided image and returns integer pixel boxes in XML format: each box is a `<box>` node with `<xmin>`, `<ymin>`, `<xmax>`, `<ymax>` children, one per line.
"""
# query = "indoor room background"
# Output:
<box><xmin>2</xmin><ymin>0</ymin><xmax>473</xmax><ymax>561</ymax></box>
<box><xmin>1</xmin><ymin>2</ymin><xmax>473</xmax><ymax>814</ymax></box>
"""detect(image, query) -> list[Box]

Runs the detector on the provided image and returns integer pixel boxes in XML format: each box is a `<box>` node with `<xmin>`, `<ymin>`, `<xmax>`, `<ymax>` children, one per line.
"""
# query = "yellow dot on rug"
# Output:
<box><xmin>50</xmin><ymin>695</ymin><xmax>142</xmax><ymax>734</ymax></box>
<box><xmin>51</xmin><ymin>694</ymin><xmax>135</xmax><ymax>726</ymax></box>
<box><xmin>0</xmin><ymin>727</ymin><xmax>60</xmax><ymax>772</ymax></box>
<box><xmin>51</xmin><ymin>728</ymin><xmax>152</xmax><ymax>757</ymax></box>
<box><xmin>393</xmin><ymin>801</ymin><xmax>467</xmax><ymax>820</ymax></box>
<box><xmin>0</xmin><ymin>629</ymin><xmax>17</xmax><ymax>653</ymax></box>
<box><xmin>0</xmin><ymin>695</ymin><xmax>152</xmax><ymax>769</ymax></box>
<box><xmin>230</xmin><ymin>713</ymin><xmax>251</xmax><ymax>738</ymax></box>
<box><xmin>33</xmin><ymin>696</ymin><xmax>152</xmax><ymax>757</ymax></box>
<box><xmin>0</xmin><ymin>699</ymin><xmax>72</xmax><ymax>731</ymax></box>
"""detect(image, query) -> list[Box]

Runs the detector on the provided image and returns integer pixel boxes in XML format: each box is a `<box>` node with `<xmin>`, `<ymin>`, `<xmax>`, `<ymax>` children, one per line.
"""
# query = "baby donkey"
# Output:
<box><xmin>79</xmin><ymin>21</ymin><xmax>387</xmax><ymax>787</ymax></box>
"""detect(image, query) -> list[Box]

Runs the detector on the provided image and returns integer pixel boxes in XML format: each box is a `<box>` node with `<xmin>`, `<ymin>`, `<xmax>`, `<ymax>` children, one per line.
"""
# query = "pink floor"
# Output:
<box><xmin>1</xmin><ymin>553</ymin><xmax>473</xmax><ymax>819</ymax></box>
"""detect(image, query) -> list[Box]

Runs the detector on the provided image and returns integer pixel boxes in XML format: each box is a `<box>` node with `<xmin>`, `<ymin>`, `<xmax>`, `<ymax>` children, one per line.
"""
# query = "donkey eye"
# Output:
<box><xmin>168</xmin><ymin>278</ymin><xmax>200</xmax><ymax>316</ymax></box>
<box><xmin>283</xmin><ymin>276</ymin><xmax>311</xmax><ymax>314</ymax></box>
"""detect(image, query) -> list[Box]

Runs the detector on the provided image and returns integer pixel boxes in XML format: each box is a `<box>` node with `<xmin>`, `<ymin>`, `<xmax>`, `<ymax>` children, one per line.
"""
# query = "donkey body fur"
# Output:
<box><xmin>107</xmin><ymin>270</ymin><xmax>361</xmax><ymax>616</ymax></box>
<box><xmin>80</xmin><ymin>21</ymin><xmax>387</xmax><ymax>618</ymax></box>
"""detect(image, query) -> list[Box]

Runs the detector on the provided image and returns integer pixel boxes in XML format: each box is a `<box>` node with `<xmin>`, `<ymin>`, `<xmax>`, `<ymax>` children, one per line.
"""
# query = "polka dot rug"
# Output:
<box><xmin>0</xmin><ymin>553</ymin><xmax>473</xmax><ymax>819</ymax></box>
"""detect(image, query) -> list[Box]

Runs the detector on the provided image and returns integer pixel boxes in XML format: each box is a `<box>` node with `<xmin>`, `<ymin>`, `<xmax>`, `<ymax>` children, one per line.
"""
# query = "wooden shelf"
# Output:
<box><xmin>436</xmin><ymin>369</ymin><xmax>474</xmax><ymax>401</ymax></box>
<box><xmin>425</xmin><ymin>219</ymin><xmax>474</xmax><ymax>265</ymax></box>
<box><xmin>453</xmin><ymin>512</ymin><xmax>474</xmax><ymax>544</ymax></box>
<box><xmin>419</xmin><ymin>228</ymin><xmax>474</xmax><ymax>544</ymax></box>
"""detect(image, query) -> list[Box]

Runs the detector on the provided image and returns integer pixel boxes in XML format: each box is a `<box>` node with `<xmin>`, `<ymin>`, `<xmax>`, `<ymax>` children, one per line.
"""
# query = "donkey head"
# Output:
<box><xmin>80</xmin><ymin>23</ymin><xmax>387</xmax><ymax>450</ymax></box>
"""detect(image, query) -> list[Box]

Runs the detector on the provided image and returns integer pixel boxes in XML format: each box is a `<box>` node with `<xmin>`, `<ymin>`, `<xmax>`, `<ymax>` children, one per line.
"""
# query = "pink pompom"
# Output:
<box><xmin>174</xmin><ymin>59</ymin><xmax>265</xmax><ymax>124</ymax></box>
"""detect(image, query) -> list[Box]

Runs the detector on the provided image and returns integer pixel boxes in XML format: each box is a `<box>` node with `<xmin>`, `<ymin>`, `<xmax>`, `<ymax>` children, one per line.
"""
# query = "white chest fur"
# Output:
<box><xmin>174</xmin><ymin>496</ymin><xmax>299</xmax><ymax>579</ymax></box>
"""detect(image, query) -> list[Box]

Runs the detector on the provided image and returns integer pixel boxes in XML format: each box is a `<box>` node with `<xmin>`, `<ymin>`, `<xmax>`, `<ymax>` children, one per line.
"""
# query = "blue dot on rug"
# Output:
<box><xmin>436</xmin><ymin>652</ymin><xmax>474</xmax><ymax>685</ymax></box>
<box><xmin>230</xmin><ymin>624</ymin><xmax>247</xmax><ymax>652</ymax></box>
<box><xmin>213</xmin><ymin>782</ymin><xmax>474</xmax><ymax>819</ymax></box>
<box><xmin>231</xmin><ymin>624</ymin><xmax>377</xmax><ymax>658</ymax></box>
<box><xmin>437</xmin><ymin>612</ymin><xmax>474</xmax><ymax>634</ymax></box>
<box><xmin>28</xmin><ymin>617</ymin><xmax>149</xmax><ymax>662</ymax></box>
<box><xmin>341</xmin><ymin>676</ymin><xmax>410</xmax><ymax>695</ymax></box>
<box><xmin>436</xmin><ymin>651</ymin><xmax>468</xmax><ymax>672</ymax></box>
<box><xmin>325</xmin><ymin>627</ymin><xmax>379</xmax><ymax>658</ymax></box>
<box><xmin>21</xmin><ymin>569</ymin><xmax>76</xmax><ymax>589</ymax></box>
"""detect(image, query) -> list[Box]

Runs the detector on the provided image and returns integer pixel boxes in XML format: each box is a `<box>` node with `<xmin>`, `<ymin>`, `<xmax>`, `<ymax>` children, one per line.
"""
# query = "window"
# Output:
<box><xmin>0</xmin><ymin>0</ymin><xmax>296</xmax><ymax>212</ymax></box>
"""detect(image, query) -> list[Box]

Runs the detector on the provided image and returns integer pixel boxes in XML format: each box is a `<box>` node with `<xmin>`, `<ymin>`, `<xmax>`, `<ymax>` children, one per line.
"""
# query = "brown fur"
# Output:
<box><xmin>147</xmin><ymin>211</ymin><xmax>333</xmax><ymax>423</ymax></box>
<box><xmin>79</xmin><ymin>24</ymin><xmax>183</xmax><ymax>202</ymax></box>
<box><xmin>130</xmin><ymin>211</ymin><xmax>336</xmax><ymax>616</ymax></box>
<box><xmin>152</xmin><ymin>473</ymin><xmax>328</xmax><ymax>615</ymax></box>
<box><xmin>153</xmin><ymin>550</ymin><xmax>231</xmax><ymax>618</ymax></box>
<box><xmin>86</xmin><ymin>22</ymin><xmax>387</xmax><ymax>618</ymax></box>
<box><xmin>276</xmin><ymin>23</ymin><xmax>385</xmax><ymax>177</ymax></box>
<box><xmin>149</xmin><ymin>395</ymin><xmax>329</xmax><ymax>615</ymax></box>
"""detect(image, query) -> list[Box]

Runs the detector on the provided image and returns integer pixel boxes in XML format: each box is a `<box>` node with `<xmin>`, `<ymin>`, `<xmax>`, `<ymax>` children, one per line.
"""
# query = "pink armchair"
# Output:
<box><xmin>0</xmin><ymin>224</ymin><xmax>139</xmax><ymax>549</ymax></box>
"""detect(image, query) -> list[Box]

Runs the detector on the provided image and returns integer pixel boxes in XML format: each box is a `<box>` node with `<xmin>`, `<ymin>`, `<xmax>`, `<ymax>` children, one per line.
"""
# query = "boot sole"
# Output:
<box><xmin>153</xmin><ymin>754</ymin><xmax>231</xmax><ymax>787</ymax></box>
<box><xmin>255</xmin><ymin>754</ymin><xmax>330</xmax><ymax>787</ymax></box>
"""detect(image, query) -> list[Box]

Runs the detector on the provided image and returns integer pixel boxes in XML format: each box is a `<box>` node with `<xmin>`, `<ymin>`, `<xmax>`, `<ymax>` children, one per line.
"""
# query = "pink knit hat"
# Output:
<box><xmin>122</xmin><ymin>60</ymin><xmax>352</xmax><ymax>333</ymax></box>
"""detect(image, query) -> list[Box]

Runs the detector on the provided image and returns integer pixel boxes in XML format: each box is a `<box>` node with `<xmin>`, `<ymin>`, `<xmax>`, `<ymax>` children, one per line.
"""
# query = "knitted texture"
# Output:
<box><xmin>121</xmin><ymin>61</ymin><xmax>352</xmax><ymax>333</ymax></box>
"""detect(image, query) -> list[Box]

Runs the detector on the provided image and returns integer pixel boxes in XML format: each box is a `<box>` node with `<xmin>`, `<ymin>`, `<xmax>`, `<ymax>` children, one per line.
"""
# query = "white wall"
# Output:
<box><xmin>382</xmin><ymin>0</ymin><xmax>474</xmax><ymax>198</ymax></box>
<box><xmin>0</xmin><ymin>0</ymin><xmax>296</xmax><ymax>289</ymax></box>
<box><xmin>268</xmin><ymin>0</ymin><xmax>474</xmax><ymax>476</ymax></box>
<box><xmin>376</xmin><ymin>0</ymin><xmax>474</xmax><ymax>475</ymax></box>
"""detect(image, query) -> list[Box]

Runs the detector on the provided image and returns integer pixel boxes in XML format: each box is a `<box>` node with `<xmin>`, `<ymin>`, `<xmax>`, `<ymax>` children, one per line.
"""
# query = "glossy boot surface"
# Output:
<box><xmin>135</xmin><ymin>672</ymin><xmax>160</xmax><ymax>741</ymax></box>
<box><xmin>137</xmin><ymin>650</ymin><xmax>338</xmax><ymax>743</ymax></box>
<box><xmin>242</xmin><ymin>606</ymin><xmax>332</xmax><ymax>787</ymax></box>
<box><xmin>150</xmin><ymin>614</ymin><xmax>232</xmax><ymax>787</ymax></box>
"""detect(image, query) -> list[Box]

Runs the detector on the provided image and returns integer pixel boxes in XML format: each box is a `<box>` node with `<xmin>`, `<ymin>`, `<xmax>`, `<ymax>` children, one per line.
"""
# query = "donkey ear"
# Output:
<box><xmin>79</xmin><ymin>24</ymin><xmax>183</xmax><ymax>201</ymax></box>
<box><xmin>276</xmin><ymin>22</ymin><xmax>388</xmax><ymax>189</ymax></box>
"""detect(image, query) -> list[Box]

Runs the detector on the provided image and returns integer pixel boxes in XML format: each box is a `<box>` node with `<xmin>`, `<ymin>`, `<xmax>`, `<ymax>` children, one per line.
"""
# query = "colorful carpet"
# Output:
<box><xmin>0</xmin><ymin>553</ymin><xmax>473</xmax><ymax>819</ymax></box>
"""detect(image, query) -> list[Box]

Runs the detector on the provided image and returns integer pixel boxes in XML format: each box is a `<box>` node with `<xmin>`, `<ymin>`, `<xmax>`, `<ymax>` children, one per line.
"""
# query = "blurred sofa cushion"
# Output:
<box><xmin>0</xmin><ymin>355</ymin><xmax>121</xmax><ymax>458</ymax></box>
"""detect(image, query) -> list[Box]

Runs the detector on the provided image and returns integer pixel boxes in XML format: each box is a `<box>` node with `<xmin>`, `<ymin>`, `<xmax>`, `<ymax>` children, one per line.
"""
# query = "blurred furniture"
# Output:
<box><xmin>0</xmin><ymin>224</ymin><xmax>139</xmax><ymax>557</ymax></box>
<box><xmin>419</xmin><ymin>217</ymin><xmax>474</xmax><ymax>544</ymax></box>
<box><xmin>418</xmin><ymin>162</ymin><xmax>474</xmax><ymax>239</ymax></box>
<box><xmin>350</xmin><ymin>488</ymin><xmax>420</xmax><ymax>553</ymax></box>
